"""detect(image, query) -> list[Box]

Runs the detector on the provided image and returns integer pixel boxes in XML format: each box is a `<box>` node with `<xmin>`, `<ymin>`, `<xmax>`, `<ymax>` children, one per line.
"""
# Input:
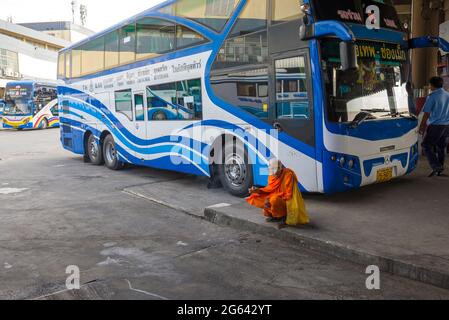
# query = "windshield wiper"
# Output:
<box><xmin>360</xmin><ymin>108</ymin><xmax>389</xmax><ymax>113</ymax></box>
<box><xmin>349</xmin><ymin>111</ymin><xmax>378</xmax><ymax>129</ymax></box>
<box><xmin>380</xmin><ymin>111</ymin><xmax>418</xmax><ymax>120</ymax></box>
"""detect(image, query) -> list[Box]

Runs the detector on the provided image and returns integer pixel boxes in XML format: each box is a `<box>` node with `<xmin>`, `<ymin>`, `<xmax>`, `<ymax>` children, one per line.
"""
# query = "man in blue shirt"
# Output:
<box><xmin>419</xmin><ymin>77</ymin><xmax>449</xmax><ymax>177</ymax></box>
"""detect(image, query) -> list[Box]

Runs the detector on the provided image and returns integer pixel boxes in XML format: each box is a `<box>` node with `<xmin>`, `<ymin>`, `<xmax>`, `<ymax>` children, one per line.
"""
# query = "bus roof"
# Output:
<box><xmin>6</xmin><ymin>80</ymin><xmax>59</xmax><ymax>88</ymax></box>
<box><xmin>60</xmin><ymin>0</ymin><xmax>174</xmax><ymax>54</ymax></box>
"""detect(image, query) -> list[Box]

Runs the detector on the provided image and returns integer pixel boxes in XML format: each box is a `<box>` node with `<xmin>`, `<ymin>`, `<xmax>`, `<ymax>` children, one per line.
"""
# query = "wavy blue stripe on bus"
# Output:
<box><xmin>58</xmin><ymin>94</ymin><xmax>207</xmax><ymax>149</ymax></box>
<box><xmin>60</xmin><ymin>87</ymin><xmax>278</xmax><ymax>164</ymax></box>
<box><xmin>66</xmin><ymin>122</ymin><xmax>209</xmax><ymax>176</ymax></box>
<box><xmin>63</xmin><ymin>96</ymin><xmax>268</xmax><ymax>166</ymax></box>
<box><xmin>59</xmin><ymin>87</ymin><xmax>208</xmax><ymax>147</ymax></box>
<box><xmin>62</xmin><ymin>117</ymin><xmax>210</xmax><ymax>171</ymax></box>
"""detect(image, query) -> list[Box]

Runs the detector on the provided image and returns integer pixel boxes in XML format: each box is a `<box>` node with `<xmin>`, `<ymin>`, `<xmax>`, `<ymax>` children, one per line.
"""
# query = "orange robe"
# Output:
<box><xmin>246</xmin><ymin>168</ymin><xmax>297</xmax><ymax>219</ymax></box>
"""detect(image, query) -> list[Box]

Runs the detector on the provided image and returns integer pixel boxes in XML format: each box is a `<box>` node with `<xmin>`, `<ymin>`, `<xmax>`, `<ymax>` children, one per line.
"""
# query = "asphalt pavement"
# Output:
<box><xmin>0</xmin><ymin>128</ymin><xmax>448</xmax><ymax>300</ymax></box>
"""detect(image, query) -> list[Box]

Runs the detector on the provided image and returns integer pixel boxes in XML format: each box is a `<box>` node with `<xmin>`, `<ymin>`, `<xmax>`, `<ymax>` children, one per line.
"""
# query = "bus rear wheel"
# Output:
<box><xmin>87</xmin><ymin>134</ymin><xmax>104</xmax><ymax>165</ymax></box>
<box><xmin>218</xmin><ymin>141</ymin><xmax>253</xmax><ymax>198</ymax></box>
<box><xmin>103</xmin><ymin>135</ymin><xmax>124</xmax><ymax>170</ymax></box>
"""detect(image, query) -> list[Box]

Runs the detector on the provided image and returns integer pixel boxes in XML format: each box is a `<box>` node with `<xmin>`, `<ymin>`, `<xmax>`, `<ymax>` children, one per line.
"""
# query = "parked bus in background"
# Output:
<box><xmin>2</xmin><ymin>81</ymin><xmax>60</xmax><ymax>130</ymax></box>
<box><xmin>0</xmin><ymin>99</ymin><xmax>5</xmax><ymax>121</ymax></box>
<box><xmin>57</xmin><ymin>0</ymin><xmax>449</xmax><ymax>195</ymax></box>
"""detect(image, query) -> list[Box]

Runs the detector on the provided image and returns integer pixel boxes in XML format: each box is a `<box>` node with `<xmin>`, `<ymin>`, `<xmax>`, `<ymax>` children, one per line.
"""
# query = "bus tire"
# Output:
<box><xmin>87</xmin><ymin>134</ymin><xmax>104</xmax><ymax>165</ymax></box>
<box><xmin>103</xmin><ymin>135</ymin><xmax>124</xmax><ymax>170</ymax></box>
<box><xmin>218</xmin><ymin>141</ymin><xmax>253</xmax><ymax>198</ymax></box>
<box><xmin>41</xmin><ymin>118</ymin><xmax>48</xmax><ymax>129</ymax></box>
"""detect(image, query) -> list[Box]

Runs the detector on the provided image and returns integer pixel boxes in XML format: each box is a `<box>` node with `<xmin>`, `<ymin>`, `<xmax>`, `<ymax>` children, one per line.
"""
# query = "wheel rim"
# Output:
<box><xmin>90</xmin><ymin>140</ymin><xmax>98</xmax><ymax>159</ymax></box>
<box><xmin>105</xmin><ymin>141</ymin><xmax>116</xmax><ymax>164</ymax></box>
<box><xmin>224</xmin><ymin>153</ymin><xmax>247</xmax><ymax>188</ymax></box>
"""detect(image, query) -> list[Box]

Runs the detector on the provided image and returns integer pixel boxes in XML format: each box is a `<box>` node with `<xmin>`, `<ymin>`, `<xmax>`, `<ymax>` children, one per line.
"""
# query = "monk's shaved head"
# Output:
<box><xmin>269</xmin><ymin>158</ymin><xmax>281</xmax><ymax>169</ymax></box>
<box><xmin>269</xmin><ymin>158</ymin><xmax>283</xmax><ymax>176</ymax></box>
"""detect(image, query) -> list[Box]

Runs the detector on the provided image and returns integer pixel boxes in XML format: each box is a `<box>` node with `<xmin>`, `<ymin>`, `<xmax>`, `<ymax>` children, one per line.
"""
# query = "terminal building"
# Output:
<box><xmin>19</xmin><ymin>21</ymin><xmax>94</xmax><ymax>44</ymax></box>
<box><xmin>0</xmin><ymin>19</ymin><xmax>71</xmax><ymax>96</ymax></box>
<box><xmin>0</xmin><ymin>20</ymin><xmax>93</xmax><ymax>97</ymax></box>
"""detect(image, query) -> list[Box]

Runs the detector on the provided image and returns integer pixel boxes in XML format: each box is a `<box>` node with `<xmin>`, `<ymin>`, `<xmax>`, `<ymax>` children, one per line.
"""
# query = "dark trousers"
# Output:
<box><xmin>422</xmin><ymin>124</ymin><xmax>449</xmax><ymax>171</ymax></box>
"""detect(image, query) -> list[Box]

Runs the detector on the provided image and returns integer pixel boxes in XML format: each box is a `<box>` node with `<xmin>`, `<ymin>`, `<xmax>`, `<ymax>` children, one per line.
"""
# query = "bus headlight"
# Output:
<box><xmin>339</xmin><ymin>157</ymin><xmax>346</xmax><ymax>166</ymax></box>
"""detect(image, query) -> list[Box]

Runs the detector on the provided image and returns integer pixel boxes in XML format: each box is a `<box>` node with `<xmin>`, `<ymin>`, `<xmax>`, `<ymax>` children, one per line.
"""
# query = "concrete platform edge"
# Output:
<box><xmin>204</xmin><ymin>207</ymin><xmax>449</xmax><ymax>291</ymax></box>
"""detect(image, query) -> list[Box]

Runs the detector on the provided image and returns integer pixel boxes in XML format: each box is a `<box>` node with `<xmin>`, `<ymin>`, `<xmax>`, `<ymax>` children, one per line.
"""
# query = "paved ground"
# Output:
<box><xmin>0</xmin><ymin>128</ymin><xmax>449</xmax><ymax>300</ymax></box>
<box><xmin>124</xmin><ymin>155</ymin><xmax>449</xmax><ymax>289</ymax></box>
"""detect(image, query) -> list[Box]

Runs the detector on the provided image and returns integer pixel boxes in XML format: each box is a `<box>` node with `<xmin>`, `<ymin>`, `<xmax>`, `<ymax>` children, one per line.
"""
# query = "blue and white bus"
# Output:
<box><xmin>2</xmin><ymin>81</ymin><xmax>60</xmax><ymax>130</ymax></box>
<box><xmin>57</xmin><ymin>0</ymin><xmax>449</xmax><ymax>195</ymax></box>
<box><xmin>0</xmin><ymin>99</ymin><xmax>5</xmax><ymax>121</ymax></box>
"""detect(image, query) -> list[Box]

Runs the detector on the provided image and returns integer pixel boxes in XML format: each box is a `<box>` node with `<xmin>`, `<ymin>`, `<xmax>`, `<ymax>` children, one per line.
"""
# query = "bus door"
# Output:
<box><xmin>270</xmin><ymin>51</ymin><xmax>318</xmax><ymax>190</ymax></box>
<box><xmin>132</xmin><ymin>91</ymin><xmax>148</xmax><ymax>160</ymax></box>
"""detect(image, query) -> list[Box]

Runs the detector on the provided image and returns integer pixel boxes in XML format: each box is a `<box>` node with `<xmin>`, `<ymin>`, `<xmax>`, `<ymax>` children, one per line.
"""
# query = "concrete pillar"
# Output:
<box><xmin>427</xmin><ymin>8</ymin><xmax>440</xmax><ymax>79</ymax></box>
<box><xmin>411</xmin><ymin>0</ymin><xmax>427</xmax><ymax>88</ymax></box>
<box><xmin>411</xmin><ymin>0</ymin><xmax>445</xmax><ymax>88</ymax></box>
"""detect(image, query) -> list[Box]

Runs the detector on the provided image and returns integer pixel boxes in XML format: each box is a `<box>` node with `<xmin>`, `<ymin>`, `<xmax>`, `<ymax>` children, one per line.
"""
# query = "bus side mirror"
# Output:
<box><xmin>340</xmin><ymin>41</ymin><xmax>358</xmax><ymax>71</ymax></box>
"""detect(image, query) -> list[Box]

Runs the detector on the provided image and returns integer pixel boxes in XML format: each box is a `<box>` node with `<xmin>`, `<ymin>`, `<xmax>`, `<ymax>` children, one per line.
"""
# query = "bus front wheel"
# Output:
<box><xmin>218</xmin><ymin>141</ymin><xmax>253</xmax><ymax>198</ymax></box>
<box><xmin>87</xmin><ymin>134</ymin><xmax>104</xmax><ymax>165</ymax></box>
<box><xmin>41</xmin><ymin>118</ymin><xmax>48</xmax><ymax>130</ymax></box>
<box><xmin>103</xmin><ymin>135</ymin><xmax>124</xmax><ymax>170</ymax></box>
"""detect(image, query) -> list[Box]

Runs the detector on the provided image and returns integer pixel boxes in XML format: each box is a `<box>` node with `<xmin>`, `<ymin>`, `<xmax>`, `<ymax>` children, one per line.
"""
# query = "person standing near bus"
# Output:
<box><xmin>419</xmin><ymin>76</ymin><xmax>449</xmax><ymax>177</ymax></box>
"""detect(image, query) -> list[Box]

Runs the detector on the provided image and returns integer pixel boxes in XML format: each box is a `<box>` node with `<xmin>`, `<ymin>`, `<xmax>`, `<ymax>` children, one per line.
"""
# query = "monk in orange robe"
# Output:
<box><xmin>246</xmin><ymin>159</ymin><xmax>309</xmax><ymax>228</ymax></box>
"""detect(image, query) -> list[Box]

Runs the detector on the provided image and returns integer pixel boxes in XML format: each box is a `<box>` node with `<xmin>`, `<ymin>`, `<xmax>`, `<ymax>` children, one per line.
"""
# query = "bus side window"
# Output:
<box><xmin>176</xmin><ymin>79</ymin><xmax>202</xmax><ymax>120</ymax></box>
<box><xmin>146</xmin><ymin>79</ymin><xmax>203</xmax><ymax>121</ymax></box>
<box><xmin>114</xmin><ymin>89</ymin><xmax>134</xmax><ymax>121</ymax></box>
<box><xmin>147</xmin><ymin>82</ymin><xmax>177</xmax><ymax>121</ymax></box>
<box><xmin>275</xmin><ymin>56</ymin><xmax>310</xmax><ymax>119</ymax></box>
<box><xmin>211</xmin><ymin>68</ymin><xmax>269</xmax><ymax>119</ymax></box>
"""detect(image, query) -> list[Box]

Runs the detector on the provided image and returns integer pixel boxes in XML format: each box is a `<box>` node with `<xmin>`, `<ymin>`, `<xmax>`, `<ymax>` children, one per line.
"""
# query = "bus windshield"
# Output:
<box><xmin>4</xmin><ymin>84</ymin><xmax>33</xmax><ymax>115</ymax></box>
<box><xmin>321</xmin><ymin>39</ymin><xmax>411</xmax><ymax>123</ymax></box>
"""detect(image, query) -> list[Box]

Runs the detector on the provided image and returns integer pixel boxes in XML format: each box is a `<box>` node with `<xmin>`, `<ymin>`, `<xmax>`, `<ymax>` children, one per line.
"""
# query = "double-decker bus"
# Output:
<box><xmin>57</xmin><ymin>0</ymin><xmax>449</xmax><ymax>195</ymax></box>
<box><xmin>2</xmin><ymin>81</ymin><xmax>60</xmax><ymax>130</ymax></box>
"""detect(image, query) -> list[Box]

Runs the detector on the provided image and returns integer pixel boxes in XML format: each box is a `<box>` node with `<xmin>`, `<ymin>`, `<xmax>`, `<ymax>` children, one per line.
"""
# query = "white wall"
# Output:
<box><xmin>0</xmin><ymin>33</ymin><xmax>59</xmax><ymax>82</ymax></box>
<box><xmin>18</xmin><ymin>53</ymin><xmax>57</xmax><ymax>80</ymax></box>
<box><xmin>70</xmin><ymin>29</ymin><xmax>90</xmax><ymax>43</ymax></box>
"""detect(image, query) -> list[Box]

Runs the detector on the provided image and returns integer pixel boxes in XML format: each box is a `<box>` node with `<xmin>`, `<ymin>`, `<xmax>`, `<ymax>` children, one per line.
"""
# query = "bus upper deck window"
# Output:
<box><xmin>171</xmin><ymin>0</ymin><xmax>239</xmax><ymax>32</ymax></box>
<box><xmin>119</xmin><ymin>24</ymin><xmax>136</xmax><ymax>65</ymax></box>
<box><xmin>272</xmin><ymin>0</ymin><xmax>304</xmax><ymax>24</ymax></box>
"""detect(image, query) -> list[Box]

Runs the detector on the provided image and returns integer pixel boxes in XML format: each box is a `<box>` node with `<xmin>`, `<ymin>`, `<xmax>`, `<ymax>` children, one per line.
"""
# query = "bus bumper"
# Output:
<box><xmin>322</xmin><ymin>143</ymin><xmax>419</xmax><ymax>193</ymax></box>
<box><xmin>2</xmin><ymin>117</ymin><xmax>33</xmax><ymax>130</ymax></box>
